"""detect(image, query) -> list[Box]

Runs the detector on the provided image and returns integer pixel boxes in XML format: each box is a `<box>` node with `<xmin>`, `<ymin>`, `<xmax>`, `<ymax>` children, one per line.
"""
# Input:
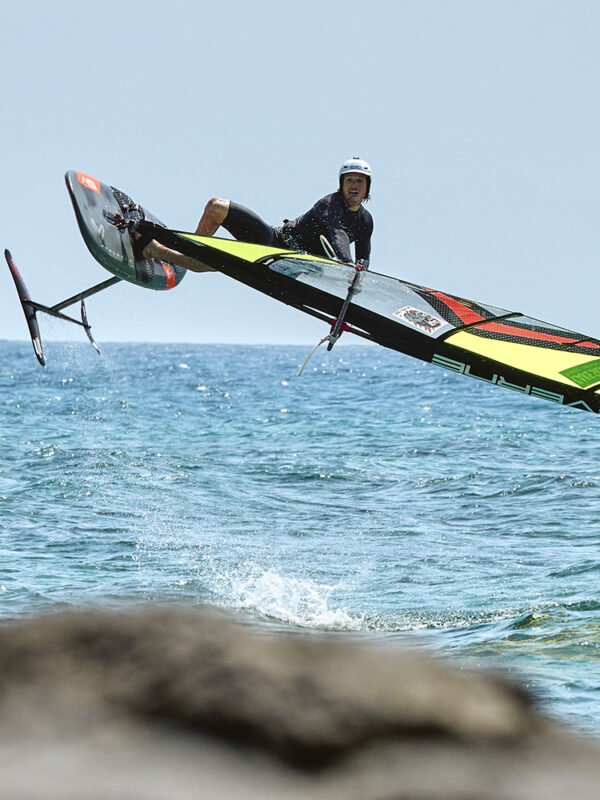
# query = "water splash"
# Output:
<box><xmin>213</xmin><ymin>565</ymin><xmax>363</xmax><ymax>630</ymax></box>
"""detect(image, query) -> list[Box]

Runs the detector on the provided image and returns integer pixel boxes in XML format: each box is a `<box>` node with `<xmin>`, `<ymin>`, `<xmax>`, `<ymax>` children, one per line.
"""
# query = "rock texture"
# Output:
<box><xmin>0</xmin><ymin>607</ymin><xmax>598</xmax><ymax>799</ymax></box>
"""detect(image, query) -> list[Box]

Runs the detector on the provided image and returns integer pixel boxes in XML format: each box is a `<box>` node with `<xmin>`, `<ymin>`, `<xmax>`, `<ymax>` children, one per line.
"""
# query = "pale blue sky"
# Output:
<box><xmin>1</xmin><ymin>0</ymin><xmax>599</xmax><ymax>345</ymax></box>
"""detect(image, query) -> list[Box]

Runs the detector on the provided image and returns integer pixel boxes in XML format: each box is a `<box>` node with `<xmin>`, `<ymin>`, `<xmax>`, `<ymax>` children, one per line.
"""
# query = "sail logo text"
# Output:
<box><xmin>432</xmin><ymin>354</ymin><xmax>595</xmax><ymax>412</ymax></box>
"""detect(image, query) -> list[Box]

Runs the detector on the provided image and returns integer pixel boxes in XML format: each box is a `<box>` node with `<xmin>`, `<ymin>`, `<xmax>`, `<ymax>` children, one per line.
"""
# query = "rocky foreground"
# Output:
<box><xmin>0</xmin><ymin>607</ymin><xmax>598</xmax><ymax>799</ymax></box>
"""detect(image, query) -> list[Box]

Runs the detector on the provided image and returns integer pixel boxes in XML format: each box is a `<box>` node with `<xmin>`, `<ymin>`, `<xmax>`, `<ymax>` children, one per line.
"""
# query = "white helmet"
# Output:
<box><xmin>339</xmin><ymin>157</ymin><xmax>372</xmax><ymax>198</ymax></box>
<box><xmin>339</xmin><ymin>157</ymin><xmax>372</xmax><ymax>180</ymax></box>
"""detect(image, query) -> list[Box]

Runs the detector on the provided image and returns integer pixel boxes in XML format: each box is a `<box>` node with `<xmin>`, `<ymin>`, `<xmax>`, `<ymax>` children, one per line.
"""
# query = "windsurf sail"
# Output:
<box><xmin>137</xmin><ymin>221</ymin><xmax>600</xmax><ymax>414</ymax></box>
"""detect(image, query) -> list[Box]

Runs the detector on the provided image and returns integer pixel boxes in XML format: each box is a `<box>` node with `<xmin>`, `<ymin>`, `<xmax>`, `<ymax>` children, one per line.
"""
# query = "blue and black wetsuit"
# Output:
<box><xmin>222</xmin><ymin>190</ymin><xmax>373</xmax><ymax>267</ymax></box>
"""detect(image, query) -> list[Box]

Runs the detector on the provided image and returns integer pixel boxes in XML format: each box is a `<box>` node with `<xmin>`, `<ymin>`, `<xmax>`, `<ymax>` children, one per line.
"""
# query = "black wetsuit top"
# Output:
<box><xmin>223</xmin><ymin>191</ymin><xmax>373</xmax><ymax>266</ymax></box>
<box><xmin>279</xmin><ymin>191</ymin><xmax>373</xmax><ymax>266</ymax></box>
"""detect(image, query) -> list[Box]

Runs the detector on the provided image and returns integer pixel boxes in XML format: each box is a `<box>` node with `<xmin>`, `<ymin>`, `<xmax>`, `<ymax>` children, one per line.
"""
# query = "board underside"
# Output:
<box><xmin>65</xmin><ymin>171</ymin><xmax>186</xmax><ymax>291</ymax></box>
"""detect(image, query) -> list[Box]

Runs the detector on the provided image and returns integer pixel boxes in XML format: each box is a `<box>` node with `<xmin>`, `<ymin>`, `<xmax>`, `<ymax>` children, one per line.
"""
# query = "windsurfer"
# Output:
<box><xmin>133</xmin><ymin>158</ymin><xmax>374</xmax><ymax>273</ymax></box>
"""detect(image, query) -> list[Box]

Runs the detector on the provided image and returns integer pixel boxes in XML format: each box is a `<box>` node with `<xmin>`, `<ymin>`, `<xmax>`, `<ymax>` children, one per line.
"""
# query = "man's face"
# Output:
<box><xmin>341</xmin><ymin>174</ymin><xmax>368</xmax><ymax>210</ymax></box>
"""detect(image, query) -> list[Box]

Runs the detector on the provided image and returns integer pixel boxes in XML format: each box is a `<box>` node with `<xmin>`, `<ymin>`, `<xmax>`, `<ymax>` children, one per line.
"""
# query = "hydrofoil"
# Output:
<box><xmin>6</xmin><ymin>171</ymin><xmax>187</xmax><ymax>365</ymax></box>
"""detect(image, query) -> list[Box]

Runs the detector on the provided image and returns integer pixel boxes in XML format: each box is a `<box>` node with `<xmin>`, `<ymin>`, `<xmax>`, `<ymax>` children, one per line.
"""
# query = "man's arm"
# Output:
<box><xmin>354</xmin><ymin>213</ymin><xmax>373</xmax><ymax>267</ymax></box>
<box><xmin>328</xmin><ymin>229</ymin><xmax>354</xmax><ymax>264</ymax></box>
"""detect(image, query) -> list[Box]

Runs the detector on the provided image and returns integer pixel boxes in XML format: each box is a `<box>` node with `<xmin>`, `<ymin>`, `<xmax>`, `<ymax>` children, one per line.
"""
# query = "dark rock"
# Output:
<box><xmin>0</xmin><ymin>607</ymin><xmax>598</xmax><ymax>799</ymax></box>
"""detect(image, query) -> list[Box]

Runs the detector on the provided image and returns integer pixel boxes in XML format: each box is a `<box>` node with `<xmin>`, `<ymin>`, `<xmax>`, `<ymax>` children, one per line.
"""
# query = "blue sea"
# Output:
<box><xmin>1</xmin><ymin>340</ymin><xmax>599</xmax><ymax>735</ymax></box>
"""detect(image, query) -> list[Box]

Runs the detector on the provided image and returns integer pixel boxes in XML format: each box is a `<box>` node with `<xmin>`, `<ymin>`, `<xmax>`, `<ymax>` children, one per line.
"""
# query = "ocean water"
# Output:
<box><xmin>1</xmin><ymin>340</ymin><xmax>599</xmax><ymax>735</ymax></box>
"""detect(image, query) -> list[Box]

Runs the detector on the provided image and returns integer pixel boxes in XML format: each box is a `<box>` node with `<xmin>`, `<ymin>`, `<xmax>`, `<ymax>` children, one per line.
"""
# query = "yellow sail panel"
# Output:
<box><xmin>446</xmin><ymin>330</ymin><xmax>600</xmax><ymax>387</ymax></box>
<box><xmin>176</xmin><ymin>233</ymin><xmax>336</xmax><ymax>266</ymax></box>
<box><xmin>176</xmin><ymin>233</ymin><xmax>285</xmax><ymax>262</ymax></box>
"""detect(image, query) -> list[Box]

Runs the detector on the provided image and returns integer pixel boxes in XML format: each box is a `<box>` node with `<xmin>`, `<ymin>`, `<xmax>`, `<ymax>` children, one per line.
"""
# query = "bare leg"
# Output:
<box><xmin>139</xmin><ymin>198</ymin><xmax>231</xmax><ymax>273</ymax></box>
<box><xmin>143</xmin><ymin>240</ymin><xmax>214</xmax><ymax>273</ymax></box>
<box><xmin>195</xmin><ymin>197</ymin><xmax>230</xmax><ymax>236</ymax></box>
